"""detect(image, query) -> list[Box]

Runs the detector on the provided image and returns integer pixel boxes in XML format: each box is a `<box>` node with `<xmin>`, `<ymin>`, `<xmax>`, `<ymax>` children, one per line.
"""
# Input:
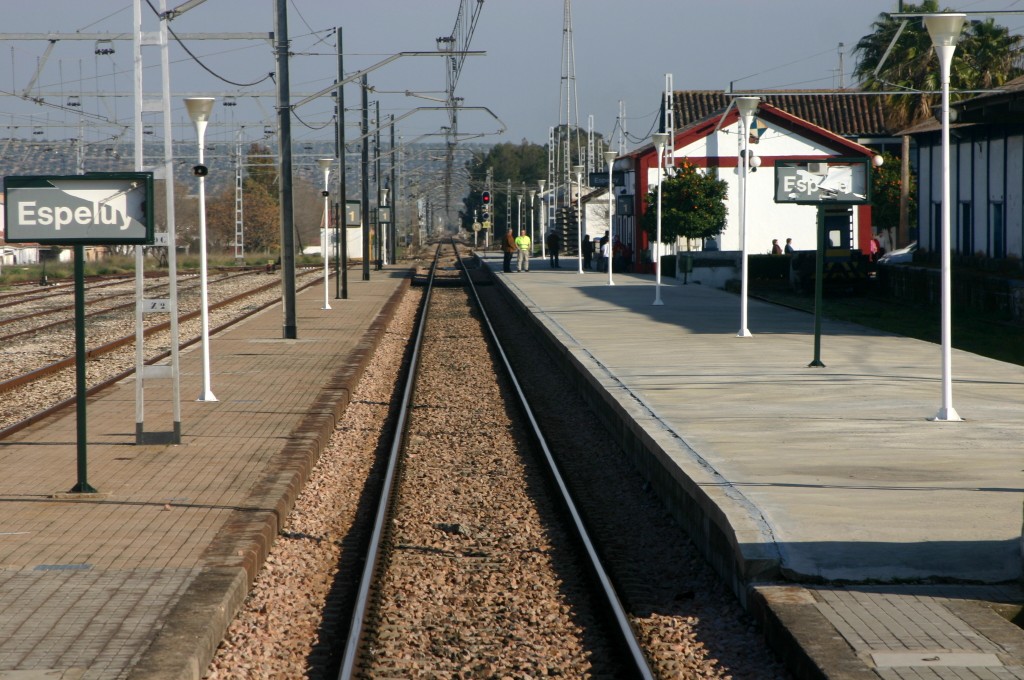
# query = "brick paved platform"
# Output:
<box><xmin>488</xmin><ymin>253</ymin><xmax>1024</xmax><ymax>680</ymax></box>
<box><xmin>0</xmin><ymin>268</ymin><xmax>409</xmax><ymax>680</ymax></box>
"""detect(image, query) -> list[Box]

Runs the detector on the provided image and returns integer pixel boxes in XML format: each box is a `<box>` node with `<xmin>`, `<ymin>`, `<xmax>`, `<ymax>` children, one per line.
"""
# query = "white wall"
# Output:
<box><xmin>651</xmin><ymin>116</ymin><xmax>865</xmax><ymax>253</ymax></box>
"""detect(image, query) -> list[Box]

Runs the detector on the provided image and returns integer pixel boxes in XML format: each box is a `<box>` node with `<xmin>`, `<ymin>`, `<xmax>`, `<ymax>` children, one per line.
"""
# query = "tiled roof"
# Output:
<box><xmin>673</xmin><ymin>90</ymin><xmax>895</xmax><ymax>138</ymax></box>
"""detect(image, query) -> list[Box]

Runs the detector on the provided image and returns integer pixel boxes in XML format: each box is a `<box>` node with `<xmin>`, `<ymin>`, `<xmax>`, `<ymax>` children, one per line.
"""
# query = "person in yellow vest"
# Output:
<box><xmin>514</xmin><ymin>229</ymin><xmax>531</xmax><ymax>272</ymax></box>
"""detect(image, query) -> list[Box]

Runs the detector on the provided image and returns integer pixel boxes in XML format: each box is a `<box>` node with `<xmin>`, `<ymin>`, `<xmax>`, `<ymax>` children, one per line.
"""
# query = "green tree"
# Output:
<box><xmin>205</xmin><ymin>143</ymin><xmax>282</xmax><ymax>255</ymax></box>
<box><xmin>871</xmin><ymin>151</ymin><xmax>916</xmax><ymax>242</ymax></box>
<box><xmin>461</xmin><ymin>141</ymin><xmax>547</xmax><ymax>233</ymax></box>
<box><xmin>641</xmin><ymin>161</ymin><xmax>728</xmax><ymax>246</ymax></box>
<box><xmin>854</xmin><ymin>1</ymin><xmax>1023</xmax><ymax>129</ymax></box>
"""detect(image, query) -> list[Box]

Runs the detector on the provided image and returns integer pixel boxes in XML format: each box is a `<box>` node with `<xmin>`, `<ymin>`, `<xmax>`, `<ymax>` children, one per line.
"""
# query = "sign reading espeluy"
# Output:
<box><xmin>4</xmin><ymin>173</ymin><xmax>154</xmax><ymax>245</ymax></box>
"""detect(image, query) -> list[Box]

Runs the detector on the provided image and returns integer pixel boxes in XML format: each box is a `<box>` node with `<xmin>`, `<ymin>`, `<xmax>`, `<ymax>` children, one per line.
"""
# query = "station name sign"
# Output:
<box><xmin>4</xmin><ymin>172</ymin><xmax>154</xmax><ymax>245</ymax></box>
<box><xmin>773</xmin><ymin>159</ymin><xmax>870</xmax><ymax>205</ymax></box>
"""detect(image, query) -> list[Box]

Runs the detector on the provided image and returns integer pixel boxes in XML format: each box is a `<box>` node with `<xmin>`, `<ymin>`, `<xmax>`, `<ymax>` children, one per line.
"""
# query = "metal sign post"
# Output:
<box><xmin>773</xmin><ymin>158</ymin><xmax>871</xmax><ymax>368</ymax></box>
<box><xmin>4</xmin><ymin>173</ymin><xmax>154</xmax><ymax>493</ymax></box>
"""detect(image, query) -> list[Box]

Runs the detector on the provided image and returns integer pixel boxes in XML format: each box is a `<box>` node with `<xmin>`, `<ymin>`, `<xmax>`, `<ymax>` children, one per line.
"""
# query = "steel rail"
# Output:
<box><xmin>337</xmin><ymin>243</ymin><xmax>441</xmax><ymax>680</ymax></box>
<box><xmin>0</xmin><ymin>269</ymin><xmax>256</xmax><ymax>339</ymax></box>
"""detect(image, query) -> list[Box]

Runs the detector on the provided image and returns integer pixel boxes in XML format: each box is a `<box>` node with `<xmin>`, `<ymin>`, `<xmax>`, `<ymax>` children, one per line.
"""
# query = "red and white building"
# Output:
<box><xmin>609</xmin><ymin>93</ymin><xmax>890</xmax><ymax>271</ymax></box>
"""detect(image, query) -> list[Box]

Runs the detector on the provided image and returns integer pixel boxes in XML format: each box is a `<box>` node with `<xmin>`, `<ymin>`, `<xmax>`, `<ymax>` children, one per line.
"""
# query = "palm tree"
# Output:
<box><xmin>854</xmin><ymin>1</ymin><xmax>1023</xmax><ymax>129</ymax></box>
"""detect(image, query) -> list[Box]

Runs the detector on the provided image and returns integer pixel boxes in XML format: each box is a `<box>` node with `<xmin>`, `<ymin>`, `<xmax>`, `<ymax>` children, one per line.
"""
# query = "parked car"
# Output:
<box><xmin>877</xmin><ymin>241</ymin><xmax>917</xmax><ymax>265</ymax></box>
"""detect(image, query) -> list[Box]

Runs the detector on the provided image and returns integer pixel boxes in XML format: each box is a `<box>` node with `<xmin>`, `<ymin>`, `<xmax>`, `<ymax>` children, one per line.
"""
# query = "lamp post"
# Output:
<box><xmin>651</xmin><ymin>133</ymin><xmax>669</xmax><ymax>305</ymax></box>
<box><xmin>184</xmin><ymin>96</ymin><xmax>217</xmax><ymax>402</ymax></box>
<box><xmin>538</xmin><ymin>179</ymin><xmax>547</xmax><ymax>259</ymax></box>
<box><xmin>572</xmin><ymin>164</ymin><xmax>585</xmax><ymax>274</ymax></box>
<box><xmin>735</xmin><ymin>96</ymin><xmax>759</xmax><ymax>336</ymax></box>
<box><xmin>528</xmin><ymin>189</ymin><xmax>536</xmax><ymax>256</ymax></box>
<box><xmin>924</xmin><ymin>12</ymin><xmax>966</xmax><ymax>422</ymax></box>
<box><xmin>603</xmin><ymin>150</ymin><xmax>617</xmax><ymax>286</ymax></box>
<box><xmin>317</xmin><ymin>158</ymin><xmax>332</xmax><ymax>310</ymax></box>
<box><xmin>517</xmin><ymin>192</ymin><xmax>523</xmax><ymax>236</ymax></box>
<box><xmin>379</xmin><ymin>187</ymin><xmax>389</xmax><ymax>267</ymax></box>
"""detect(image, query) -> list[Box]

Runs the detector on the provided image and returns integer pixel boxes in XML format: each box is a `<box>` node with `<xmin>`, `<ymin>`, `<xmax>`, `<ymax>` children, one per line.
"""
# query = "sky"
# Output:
<box><xmin>3</xmin><ymin>1</ymin><xmax>1024</xmax><ymax>153</ymax></box>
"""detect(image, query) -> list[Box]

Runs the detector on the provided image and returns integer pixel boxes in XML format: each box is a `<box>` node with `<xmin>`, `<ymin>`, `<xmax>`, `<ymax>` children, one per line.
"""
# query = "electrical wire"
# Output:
<box><xmin>292</xmin><ymin>109</ymin><xmax>335</xmax><ymax>131</ymax></box>
<box><xmin>144</xmin><ymin>0</ymin><xmax>273</xmax><ymax>88</ymax></box>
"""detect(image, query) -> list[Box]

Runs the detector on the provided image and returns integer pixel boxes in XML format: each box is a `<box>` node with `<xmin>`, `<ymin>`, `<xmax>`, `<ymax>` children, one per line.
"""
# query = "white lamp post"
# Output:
<box><xmin>528</xmin><ymin>189</ymin><xmax>536</xmax><ymax>257</ymax></box>
<box><xmin>572</xmin><ymin>164</ymin><xmax>585</xmax><ymax>274</ymax></box>
<box><xmin>924</xmin><ymin>12</ymin><xmax>966</xmax><ymax>422</ymax></box>
<box><xmin>651</xmin><ymin>133</ymin><xmax>669</xmax><ymax>305</ymax></box>
<box><xmin>379</xmin><ymin>188</ymin><xmax>389</xmax><ymax>267</ymax></box>
<box><xmin>735</xmin><ymin>96</ymin><xmax>759</xmax><ymax>336</ymax></box>
<box><xmin>517</xmin><ymin>192</ymin><xmax>523</xmax><ymax>235</ymax></box>
<box><xmin>603</xmin><ymin>150</ymin><xmax>617</xmax><ymax>286</ymax></box>
<box><xmin>317</xmin><ymin>158</ymin><xmax>333</xmax><ymax>311</ymax></box>
<box><xmin>538</xmin><ymin>179</ymin><xmax>547</xmax><ymax>259</ymax></box>
<box><xmin>184</xmin><ymin>96</ymin><xmax>217</xmax><ymax>402</ymax></box>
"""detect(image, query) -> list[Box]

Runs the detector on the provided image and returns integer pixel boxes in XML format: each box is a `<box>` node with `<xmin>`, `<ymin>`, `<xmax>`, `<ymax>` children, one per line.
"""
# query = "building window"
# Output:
<box><xmin>990</xmin><ymin>202</ymin><xmax>1005</xmax><ymax>258</ymax></box>
<box><xmin>959</xmin><ymin>201</ymin><xmax>972</xmax><ymax>255</ymax></box>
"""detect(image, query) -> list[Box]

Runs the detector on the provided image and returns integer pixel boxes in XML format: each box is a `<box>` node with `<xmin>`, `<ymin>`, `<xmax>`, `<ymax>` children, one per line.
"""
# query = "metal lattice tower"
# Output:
<box><xmin>234</xmin><ymin>130</ymin><xmax>245</xmax><ymax>261</ymax></box>
<box><xmin>554</xmin><ymin>0</ymin><xmax>583</xmax><ymax>249</ymax></box>
<box><xmin>439</xmin><ymin>0</ymin><xmax>484</xmax><ymax>229</ymax></box>
<box><xmin>587</xmin><ymin>114</ymin><xmax>595</xmax><ymax>177</ymax></box>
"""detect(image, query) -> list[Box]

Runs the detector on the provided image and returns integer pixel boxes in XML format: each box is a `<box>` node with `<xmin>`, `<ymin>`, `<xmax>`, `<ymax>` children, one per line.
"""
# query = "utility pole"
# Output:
<box><xmin>334</xmin><ymin>26</ymin><xmax>347</xmax><ymax>299</ymax></box>
<box><xmin>390</xmin><ymin>117</ymin><xmax>396</xmax><ymax>261</ymax></box>
<box><xmin>275</xmin><ymin>0</ymin><xmax>297</xmax><ymax>339</ymax></box>
<box><xmin>361</xmin><ymin>75</ymin><xmax>370</xmax><ymax>281</ymax></box>
<box><xmin>374</xmin><ymin>100</ymin><xmax>382</xmax><ymax>268</ymax></box>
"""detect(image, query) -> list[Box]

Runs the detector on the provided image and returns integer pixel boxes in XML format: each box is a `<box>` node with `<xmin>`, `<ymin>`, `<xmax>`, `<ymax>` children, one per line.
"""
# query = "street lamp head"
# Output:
<box><xmin>872</xmin><ymin>154</ymin><xmax>884</xmax><ymax>167</ymax></box>
<box><xmin>923</xmin><ymin>13</ymin><xmax>967</xmax><ymax>47</ymax></box>
<box><xmin>380</xmin><ymin>188</ymin><xmax>389</xmax><ymax>206</ymax></box>
<box><xmin>735</xmin><ymin>96</ymin><xmax>760</xmax><ymax>119</ymax></box>
<box><xmin>749</xmin><ymin>155</ymin><xmax>762</xmax><ymax>168</ymax></box>
<box><xmin>184</xmin><ymin>97</ymin><xmax>215</xmax><ymax>123</ymax></box>
<box><xmin>572</xmin><ymin>164</ymin><xmax>585</xmax><ymax>179</ymax></box>
<box><xmin>603</xmin><ymin>150</ymin><xmax>617</xmax><ymax>166</ymax></box>
<box><xmin>538</xmin><ymin>179</ymin><xmax>546</xmax><ymax>192</ymax></box>
<box><xmin>316</xmin><ymin>157</ymin><xmax>333</xmax><ymax>172</ymax></box>
<box><xmin>651</xmin><ymin>132</ymin><xmax>669</xmax><ymax>152</ymax></box>
<box><xmin>528</xmin><ymin>189</ymin><xmax>536</xmax><ymax>200</ymax></box>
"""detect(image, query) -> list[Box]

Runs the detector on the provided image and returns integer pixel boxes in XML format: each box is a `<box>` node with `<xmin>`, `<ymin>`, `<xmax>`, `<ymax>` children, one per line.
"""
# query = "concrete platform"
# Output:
<box><xmin>488</xmin><ymin>253</ymin><xmax>1024</xmax><ymax>679</ymax></box>
<box><xmin>0</xmin><ymin>268</ymin><xmax>409</xmax><ymax>680</ymax></box>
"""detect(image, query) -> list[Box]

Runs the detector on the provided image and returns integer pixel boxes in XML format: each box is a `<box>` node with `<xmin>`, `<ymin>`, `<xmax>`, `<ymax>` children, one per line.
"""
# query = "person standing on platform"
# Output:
<box><xmin>515</xmin><ymin>229</ymin><xmax>531</xmax><ymax>272</ymax></box>
<box><xmin>771</xmin><ymin>239</ymin><xmax>783</xmax><ymax>255</ymax></box>
<box><xmin>502</xmin><ymin>227</ymin><xmax>517</xmax><ymax>273</ymax></box>
<box><xmin>546</xmin><ymin>229</ymin><xmax>561</xmax><ymax>268</ymax></box>
<box><xmin>784</xmin><ymin>237</ymin><xmax>795</xmax><ymax>254</ymax></box>
<box><xmin>582</xmin><ymin>234</ymin><xmax>594</xmax><ymax>269</ymax></box>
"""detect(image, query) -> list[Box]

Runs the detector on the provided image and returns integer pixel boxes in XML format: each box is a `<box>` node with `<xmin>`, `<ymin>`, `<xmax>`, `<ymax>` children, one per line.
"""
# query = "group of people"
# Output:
<box><xmin>771</xmin><ymin>238</ymin><xmax>795</xmax><ymax>255</ymax></box>
<box><xmin>502</xmin><ymin>227</ymin><xmax>534</xmax><ymax>273</ymax></box>
<box><xmin>503</xmin><ymin>227</ymin><xmax>635</xmax><ymax>273</ymax></box>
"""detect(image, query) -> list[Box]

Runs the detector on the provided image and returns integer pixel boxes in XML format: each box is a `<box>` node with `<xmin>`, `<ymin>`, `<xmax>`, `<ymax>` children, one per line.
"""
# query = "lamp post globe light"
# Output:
<box><xmin>734</xmin><ymin>96</ymin><xmax>759</xmax><ymax>337</ymax></box>
<box><xmin>572</xmin><ymin>164</ymin><xmax>585</xmax><ymax>274</ymax></box>
<box><xmin>184</xmin><ymin>96</ymin><xmax>217</xmax><ymax>402</ymax></box>
<box><xmin>651</xmin><ymin>132</ymin><xmax>669</xmax><ymax>305</ymax></box>
<box><xmin>317</xmin><ymin>158</ymin><xmax>333</xmax><ymax>311</ymax></box>
<box><xmin>923</xmin><ymin>12</ymin><xmax>966</xmax><ymax>422</ymax></box>
<box><xmin>603</xmin><ymin>150</ymin><xmax>617</xmax><ymax>286</ymax></box>
<box><xmin>538</xmin><ymin>179</ymin><xmax>547</xmax><ymax>259</ymax></box>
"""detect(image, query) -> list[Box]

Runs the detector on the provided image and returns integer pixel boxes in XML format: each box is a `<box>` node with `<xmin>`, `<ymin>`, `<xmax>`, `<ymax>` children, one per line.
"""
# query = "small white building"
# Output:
<box><xmin>618</xmin><ymin>101</ymin><xmax>878</xmax><ymax>272</ymax></box>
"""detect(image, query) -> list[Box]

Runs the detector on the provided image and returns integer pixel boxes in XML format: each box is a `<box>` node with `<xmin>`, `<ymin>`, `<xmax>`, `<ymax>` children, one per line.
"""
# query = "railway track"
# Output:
<box><xmin>207</xmin><ymin>241</ymin><xmax>790</xmax><ymax>679</ymax></box>
<box><xmin>0</xmin><ymin>268</ymin><xmax>324</xmax><ymax>436</ymax></box>
<box><xmin>0</xmin><ymin>269</ymin><xmax>255</xmax><ymax>344</ymax></box>
<box><xmin>338</xmin><ymin>241</ymin><xmax>654</xmax><ymax>678</ymax></box>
